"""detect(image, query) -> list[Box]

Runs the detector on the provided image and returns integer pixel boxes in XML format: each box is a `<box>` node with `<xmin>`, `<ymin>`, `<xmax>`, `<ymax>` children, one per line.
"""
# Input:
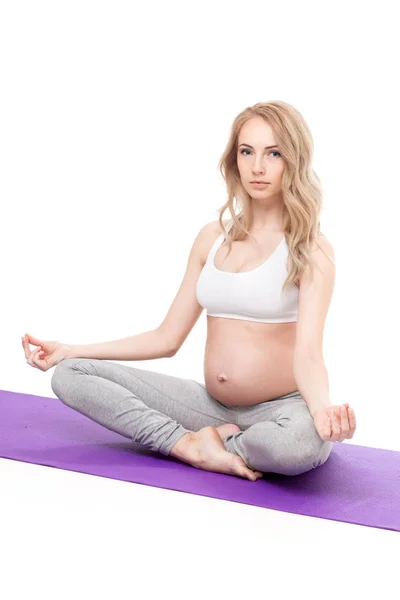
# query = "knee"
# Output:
<box><xmin>279</xmin><ymin>438</ymin><xmax>334</xmax><ymax>475</ymax></box>
<box><xmin>310</xmin><ymin>440</ymin><xmax>334</xmax><ymax>469</ymax></box>
<box><xmin>277</xmin><ymin>411</ymin><xmax>334</xmax><ymax>475</ymax></box>
<box><xmin>50</xmin><ymin>358</ymin><xmax>86</xmax><ymax>404</ymax></box>
<box><xmin>240</xmin><ymin>421</ymin><xmax>334</xmax><ymax>476</ymax></box>
<box><xmin>51</xmin><ymin>360</ymin><xmax>68</xmax><ymax>401</ymax></box>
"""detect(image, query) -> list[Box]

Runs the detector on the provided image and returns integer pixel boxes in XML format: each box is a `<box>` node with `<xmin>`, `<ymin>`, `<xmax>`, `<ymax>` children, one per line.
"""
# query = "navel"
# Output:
<box><xmin>217</xmin><ymin>372</ymin><xmax>228</xmax><ymax>382</ymax></box>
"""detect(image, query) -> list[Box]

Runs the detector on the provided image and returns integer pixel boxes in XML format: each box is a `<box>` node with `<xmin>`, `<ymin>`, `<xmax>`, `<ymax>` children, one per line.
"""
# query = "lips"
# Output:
<box><xmin>251</xmin><ymin>181</ymin><xmax>269</xmax><ymax>184</ymax></box>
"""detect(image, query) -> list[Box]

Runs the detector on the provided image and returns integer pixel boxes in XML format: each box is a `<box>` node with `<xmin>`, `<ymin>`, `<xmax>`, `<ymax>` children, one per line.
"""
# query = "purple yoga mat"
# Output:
<box><xmin>0</xmin><ymin>388</ymin><xmax>399</xmax><ymax>532</ymax></box>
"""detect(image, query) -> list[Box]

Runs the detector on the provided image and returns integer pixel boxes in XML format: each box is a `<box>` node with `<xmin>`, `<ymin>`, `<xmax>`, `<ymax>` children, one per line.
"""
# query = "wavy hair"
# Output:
<box><xmin>216</xmin><ymin>100</ymin><xmax>334</xmax><ymax>294</ymax></box>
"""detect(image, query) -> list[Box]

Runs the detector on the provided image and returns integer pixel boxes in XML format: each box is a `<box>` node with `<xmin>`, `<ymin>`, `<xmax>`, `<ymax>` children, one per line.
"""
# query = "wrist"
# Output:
<box><xmin>311</xmin><ymin>403</ymin><xmax>332</xmax><ymax>418</ymax></box>
<box><xmin>63</xmin><ymin>344</ymin><xmax>76</xmax><ymax>359</ymax></box>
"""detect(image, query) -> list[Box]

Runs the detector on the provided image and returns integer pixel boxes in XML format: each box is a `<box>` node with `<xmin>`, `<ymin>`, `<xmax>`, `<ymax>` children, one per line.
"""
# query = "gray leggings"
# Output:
<box><xmin>50</xmin><ymin>358</ymin><xmax>333</xmax><ymax>476</ymax></box>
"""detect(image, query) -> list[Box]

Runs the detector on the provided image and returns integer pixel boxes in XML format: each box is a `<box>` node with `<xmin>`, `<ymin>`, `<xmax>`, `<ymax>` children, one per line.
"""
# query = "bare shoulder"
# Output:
<box><xmin>208</xmin><ymin>218</ymin><xmax>231</xmax><ymax>236</ymax></box>
<box><xmin>296</xmin><ymin>234</ymin><xmax>335</xmax><ymax>288</ymax></box>
<box><xmin>313</xmin><ymin>234</ymin><xmax>335</xmax><ymax>265</ymax></box>
<box><xmin>196</xmin><ymin>219</ymin><xmax>230</xmax><ymax>264</ymax></box>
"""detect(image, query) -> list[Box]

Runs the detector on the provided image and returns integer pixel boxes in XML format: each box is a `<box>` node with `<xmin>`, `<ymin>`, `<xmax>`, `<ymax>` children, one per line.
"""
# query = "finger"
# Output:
<box><xmin>347</xmin><ymin>406</ymin><xmax>357</xmax><ymax>437</ymax></box>
<box><xmin>323</xmin><ymin>412</ymin><xmax>332</xmax><ymax>441</ymax></box>
<box><xmin>27</xmin><ymin>347</ymin><xmax>40</xmax><ymax>363</ymax></box>
<box><xmin>22</xmin><ymin>335</ymin><xmax>38</xmax><ymax>355</ymax></box>
<box><xmin>334</xmin><ymin>407</ymin><xmax>345</xmax><ymax>441</ymax></box>
<box><xmin>34</xmin><ymin>347</ymin><xmax>46</xmax><ymax>363</ymax></box>
<box><xmin>340</xmin><ymin>405</ymin><xmax>350</xmax><ymax>439</ymax></box>
<box><xmin>22</xmin><ymin>335</ymin><xmax>33</xmax><ymax>358</ymax></box>
<box><xmin>28</xmin><ymin>347</ymin><xmax>41</xmax><ymax>368</ymax></box>
<box><xmin>21</xmin><ymin>336</ymin><xmax>29</xmax><ymax>359</ymax></box>
<box><xmin>26</xmin><ymin>334</ymin><xmax>43</xmax><ymax>348</ymax></box>
<box><xmin>335</xmin><ymin>408</ymin><xmax>347</xmax><ymax>443</ymax></box>
<box><xmin>330</xmin><ymin>408</ymin><xmax>341</xmax><ymax>442</ymax></box>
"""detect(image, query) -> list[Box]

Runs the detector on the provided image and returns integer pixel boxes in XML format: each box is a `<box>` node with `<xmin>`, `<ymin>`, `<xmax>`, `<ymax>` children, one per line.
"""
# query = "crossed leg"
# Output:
<box><xmin>50</xmin><ymin>358</ymin><xmax>261</xmax><ymax>480</ymax></box>
<box><xmin>222</xmin><ymin>397</ymin><xmax>334</xmax><ymax>476</ymax></box>
<box><xmin>51</xmin><ymin>359</ymin><xmax>332</xmax><ymax>479</ymax></box>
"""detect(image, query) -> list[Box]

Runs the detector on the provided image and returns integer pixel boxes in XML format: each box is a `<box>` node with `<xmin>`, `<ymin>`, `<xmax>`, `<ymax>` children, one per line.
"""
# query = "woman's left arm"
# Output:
<box><xmin>294</xmin><ymin>356</ymin><xmax>356</xmax><ymax>442</ymax></box>
<box><xmin>292</xmin><ymin>236</ymin><xmax>356</xmax><ymax>441</ymax></box>
<box><xmin>293</xmin><ymin>355</ymin><xmax>332</xmax><ymax>418</ymax></box>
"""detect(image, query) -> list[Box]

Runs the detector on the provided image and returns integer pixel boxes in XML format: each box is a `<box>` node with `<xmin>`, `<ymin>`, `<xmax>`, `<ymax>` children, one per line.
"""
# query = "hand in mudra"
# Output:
<box><xmin>313</xmin><ymin>403</ymin><xmax>356</xmax><ymax>442</ymax></box>
<box><xmin>21</xmin><ymin>333</ymin><xmax>70</xmax><ymax>372</ymax></box>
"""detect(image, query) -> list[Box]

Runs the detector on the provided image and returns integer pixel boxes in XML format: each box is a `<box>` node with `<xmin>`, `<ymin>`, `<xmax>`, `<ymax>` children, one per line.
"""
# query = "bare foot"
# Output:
<box><xmin>170</xmin><ymin>426</ymin><xmax>263</xmax><ymax>481</ymax></box>
<box><xmin>216</xmin><ymin>423</ymin><xmax>241</xmax><ymax>439</ymax></box>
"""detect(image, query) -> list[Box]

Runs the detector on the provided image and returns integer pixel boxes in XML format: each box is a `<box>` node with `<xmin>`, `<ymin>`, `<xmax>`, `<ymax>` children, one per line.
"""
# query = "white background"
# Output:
<box><xmin>1</xmin><ymin>1</ymin><xmax>399</xmax><ymax>598</ymax></box>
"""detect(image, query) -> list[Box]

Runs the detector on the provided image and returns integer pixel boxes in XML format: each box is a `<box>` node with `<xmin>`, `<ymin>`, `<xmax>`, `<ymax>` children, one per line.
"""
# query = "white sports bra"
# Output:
<box><xmin>196</xmin><ymin>219</ymin><xmax>299</xmax><ymax>323</ymax></box>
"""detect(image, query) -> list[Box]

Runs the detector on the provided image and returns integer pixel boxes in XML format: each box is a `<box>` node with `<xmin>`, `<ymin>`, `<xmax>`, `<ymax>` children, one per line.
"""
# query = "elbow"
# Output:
<box><xmin>156</xmin><ymin>327</ymin><xmax>179</xmax><ymax>357</ymax></box>
<box><xmin>165</xmin><ymin>338</ymin><xmax>179</xmax><ymax>357</ymax></box>
<box><xmin>293</xmin><ymin>353</ymin><xmax>324</xmax><ymax>372</ymax></box>
<box><xmin>165</xmin><ymin>334</ymin><xmax>182</xmax><ymax>357</ymax></box>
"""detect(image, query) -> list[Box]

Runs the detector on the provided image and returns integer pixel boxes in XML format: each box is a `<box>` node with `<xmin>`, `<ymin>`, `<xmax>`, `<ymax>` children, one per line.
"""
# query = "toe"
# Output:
<box><xmin>232</xmin><ymin>456</ymin><xmax>259</xmax><ymax>480</ymax></box>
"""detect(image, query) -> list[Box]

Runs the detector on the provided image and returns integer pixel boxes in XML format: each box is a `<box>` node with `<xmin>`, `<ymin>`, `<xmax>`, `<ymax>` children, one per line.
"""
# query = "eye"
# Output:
<box><xmin>239</xmin><ymin>149</ymin><xmax>281</xmax><ymax>157</ymax></box>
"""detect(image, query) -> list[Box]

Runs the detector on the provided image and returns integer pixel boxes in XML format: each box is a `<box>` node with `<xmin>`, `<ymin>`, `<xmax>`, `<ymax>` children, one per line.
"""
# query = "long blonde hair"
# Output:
<box><xmin>216</xmin><ymin>100</ymin><xmax>334</xmax><ymax>293</ymax></box>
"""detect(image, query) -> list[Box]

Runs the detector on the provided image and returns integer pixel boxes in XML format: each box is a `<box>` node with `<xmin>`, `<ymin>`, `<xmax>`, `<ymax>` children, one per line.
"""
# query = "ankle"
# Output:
<box><xmin>170</xmin><ymin>431</ymin><xmax>195</xmax><ymax>460</ymax></box>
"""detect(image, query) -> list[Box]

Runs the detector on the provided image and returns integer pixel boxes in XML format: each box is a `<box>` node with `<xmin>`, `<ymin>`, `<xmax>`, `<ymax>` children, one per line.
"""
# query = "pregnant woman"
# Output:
<box><xmin>22</xmin><ymin>100</ymin><xmax>356</xmax><ymax>481</ymax></box>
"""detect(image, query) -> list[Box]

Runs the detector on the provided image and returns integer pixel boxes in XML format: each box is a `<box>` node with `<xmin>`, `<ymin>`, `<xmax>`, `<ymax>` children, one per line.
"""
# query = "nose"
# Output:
<box><xmin>252</xmin><ymin>156</ymin><xmax>266</xmax><ymax>175</ymax></box>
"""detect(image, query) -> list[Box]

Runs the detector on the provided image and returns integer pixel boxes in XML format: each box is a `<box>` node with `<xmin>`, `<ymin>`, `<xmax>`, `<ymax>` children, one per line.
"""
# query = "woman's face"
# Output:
<box><xmin>237</xmin><ymin>117</ymin><xmax>285</xmax><ymax>198</ymax></box>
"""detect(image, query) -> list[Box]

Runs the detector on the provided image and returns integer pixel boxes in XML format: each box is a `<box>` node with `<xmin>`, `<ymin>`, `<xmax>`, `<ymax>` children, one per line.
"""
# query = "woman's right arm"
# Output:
<box><xmin>66</xmin><ymin>328</ymin><xmax>176</xmax><ymax>361</ymax></box>
<box><xmin>24</xmin><ymin>220</ymin><xmax>219</xmax><ymax>369</ymax></box>
<box><xmin>67</xmin><ymin>220</ymin><xmax>220</xmax><ymax>362</ymax></box>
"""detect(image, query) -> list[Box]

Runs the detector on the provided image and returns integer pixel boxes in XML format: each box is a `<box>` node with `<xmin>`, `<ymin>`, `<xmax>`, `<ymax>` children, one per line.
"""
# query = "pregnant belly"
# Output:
<box><xmin>203</xmin><ymin>317</ymin><xmax>298</xmax><ymax>406</ymax></box>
